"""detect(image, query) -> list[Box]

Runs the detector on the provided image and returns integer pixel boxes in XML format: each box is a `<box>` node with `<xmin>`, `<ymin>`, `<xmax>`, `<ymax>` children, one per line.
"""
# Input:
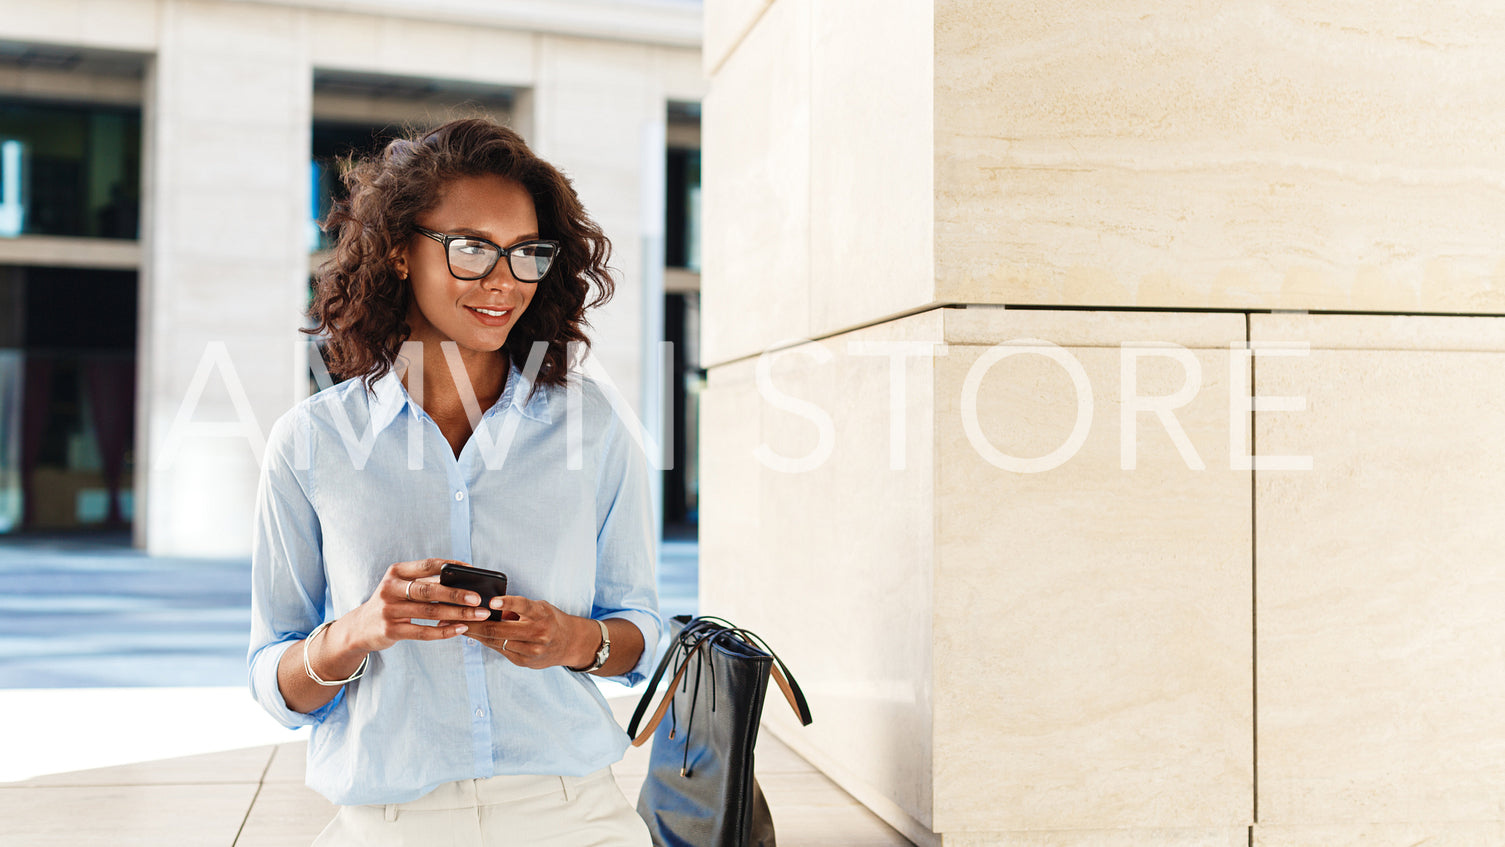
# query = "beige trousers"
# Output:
<box><xmin>311</xmin><ymin>767</ymin><xmax>651</xmax><ymax>847</ymax></box>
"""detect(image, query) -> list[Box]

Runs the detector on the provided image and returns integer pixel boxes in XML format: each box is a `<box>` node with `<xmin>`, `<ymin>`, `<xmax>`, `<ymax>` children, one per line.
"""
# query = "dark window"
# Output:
<box><xmin>663</xmin><ymin>292</ymin><xmax>702</xmax><ymax>537</ymax></box>
<box><xmin>24</xmin><ymin>266</ymin><xmax>136</xmax><ymax>350</ymax></box>
<box><xmin>5</xmin><ymin>264</ymin><xmax>138</xmax><ymax>532</ymax></box>
<box><xmin>310</xmin><ymin>121</ymin><xmax>403</xmax><ymax>252</ymax></box>
<box><xmin>0</xmin><ymin>100</ymin><xmax>141</xmax><ymax>239</ymax></box>
<box><xmin>665</xmin><ymin>148</ymin><xmax>700</xmax><ymax>270</ymax></box>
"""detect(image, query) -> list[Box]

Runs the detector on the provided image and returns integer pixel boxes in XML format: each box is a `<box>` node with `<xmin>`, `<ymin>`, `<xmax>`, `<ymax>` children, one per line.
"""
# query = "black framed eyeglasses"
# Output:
<box><xmin>413</xmin><ymin>226</ymin><xmax>560</xmax><ymax>282</ymax></box>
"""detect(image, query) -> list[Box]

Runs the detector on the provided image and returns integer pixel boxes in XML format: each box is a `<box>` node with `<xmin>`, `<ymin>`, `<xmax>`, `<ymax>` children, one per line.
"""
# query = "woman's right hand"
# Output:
<box><xmin>338</xmin><ymin>558</ymin><xmax>493</xmax><ymax>652</ymax></box>
<box><xmin>281</xmin><ymin>558</ymin><xmax>491</xmax><ymax>713</ymax></box>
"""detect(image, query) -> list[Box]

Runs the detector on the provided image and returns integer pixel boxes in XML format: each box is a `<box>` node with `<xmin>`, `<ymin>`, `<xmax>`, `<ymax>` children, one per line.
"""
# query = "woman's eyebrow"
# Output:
<box><xmin>449</xmin><ymin>226</ymin><xmax>541</xmax><ymax>243</ymax></box>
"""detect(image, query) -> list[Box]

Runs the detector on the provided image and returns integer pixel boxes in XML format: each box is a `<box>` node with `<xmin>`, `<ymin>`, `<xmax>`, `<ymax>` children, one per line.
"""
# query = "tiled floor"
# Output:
<box><xmin>0</xmin><ymin>532</ymin><xmax>911</xmax><ymax>845</ymax></box>
<box><xmin>0</xmin><ymin>696</ymin><xmax>913</xmax><ymax>846</ymax></box>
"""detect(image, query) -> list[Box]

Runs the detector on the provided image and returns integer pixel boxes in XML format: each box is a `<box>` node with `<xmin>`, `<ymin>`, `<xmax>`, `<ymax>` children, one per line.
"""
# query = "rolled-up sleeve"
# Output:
<box><xmin>592</xmin><ymin>408</ymin><xmax>662</xmax><ymax>687</ymax></box>
<box><xmin>248</xmin><ymin>407</ymin><xmax>340</xmax><ymax>728</ymax></box>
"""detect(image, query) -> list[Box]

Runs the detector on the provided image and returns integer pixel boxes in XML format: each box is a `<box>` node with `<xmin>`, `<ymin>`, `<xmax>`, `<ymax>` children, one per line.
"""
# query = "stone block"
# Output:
<box><xmin>1252</xmin><ymin>313</ymin><xmax>1505</xmax><ymax>825</ymax></box>
<box><xmin>701</xmin><ymin>0</ymin><xmax>811</xmax><ymax>366</ymax></box>
<box><xmin>808</xmin><ymin>0</ymin><xmax>936</xmax><ymax>339</ymax></box>
<box><xmin>934</xmin><ymin>1</ymin><xmax>1505</xmax><ymax>313</ymax></box>
<box><xmin>704</xmin><ymin>0</ymin><xmax>774</xmax><ymax>75</ymax></box>
<box><xmin>932</xmin><ymin>309</ymin><xmax>1252</xmax><ymax>831</ymax></box>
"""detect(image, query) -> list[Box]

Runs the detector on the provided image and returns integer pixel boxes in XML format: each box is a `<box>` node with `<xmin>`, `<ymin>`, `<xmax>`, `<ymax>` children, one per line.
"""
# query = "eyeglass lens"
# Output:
<box><xmin>446</xmin><ymin>238</ymin><xmax>556</xmax><ymax>282</ymax></box>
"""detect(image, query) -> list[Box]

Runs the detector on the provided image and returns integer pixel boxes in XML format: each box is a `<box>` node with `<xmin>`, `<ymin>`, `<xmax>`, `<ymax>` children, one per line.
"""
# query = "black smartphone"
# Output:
<box><xmin>438</xmin><ymin>563</ymin><xmax>509</xmax><ymax>622</ymax></box>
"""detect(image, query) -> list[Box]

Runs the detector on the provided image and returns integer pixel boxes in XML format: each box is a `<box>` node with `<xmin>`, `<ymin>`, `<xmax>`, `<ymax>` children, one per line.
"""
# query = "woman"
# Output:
<box><xmin>248</xmin><ymin>117</ymin><xmax>660</xmax><ymax>846</ymax></box>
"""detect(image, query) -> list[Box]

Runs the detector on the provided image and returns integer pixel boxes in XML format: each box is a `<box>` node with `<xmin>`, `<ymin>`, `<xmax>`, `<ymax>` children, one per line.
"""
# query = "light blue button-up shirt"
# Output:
<box><xmin>248</xmin><ymin>358</ymin><xmax>660</xmax><ymax>806</ymax></box>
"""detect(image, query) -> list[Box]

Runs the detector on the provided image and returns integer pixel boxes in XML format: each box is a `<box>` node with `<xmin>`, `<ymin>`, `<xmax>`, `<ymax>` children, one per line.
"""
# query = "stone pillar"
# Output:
<box><xmin>137</xmin><ymin>0</ymin><xmax>310</xmax><ymax>555</ymax></box>
<box><xmin>525</xmin><ymin>34</ymin><xmax>671</xmax><ymax>476</ymax></box>
<box><xmin>701</xmin><ymin>1</ymin><xmax>1505</xmax><ymax>845</ymax></box>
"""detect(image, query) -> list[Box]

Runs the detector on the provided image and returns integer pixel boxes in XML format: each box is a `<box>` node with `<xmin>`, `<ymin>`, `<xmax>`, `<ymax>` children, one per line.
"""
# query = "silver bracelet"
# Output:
<box><xmin>303</xmin><ymin>620</ymin><xmax>369</xmax><ymax>687</ymax></box>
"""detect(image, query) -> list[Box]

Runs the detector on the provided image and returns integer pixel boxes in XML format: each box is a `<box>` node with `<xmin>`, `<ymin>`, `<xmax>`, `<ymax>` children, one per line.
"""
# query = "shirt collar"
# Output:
<box><xmin>365</xmin><ymin>357</ymin><xmax>553</xmax><ymax>434</ymax></box>
<box><xmin>501</xmin><ymin>358</ymin><xmax>553</xmax><ymax>424</ymax></box>
<box><xmin>366</xmin><ymin>370</ymin><xmax>408</xmax><ymax>435</ymax></box>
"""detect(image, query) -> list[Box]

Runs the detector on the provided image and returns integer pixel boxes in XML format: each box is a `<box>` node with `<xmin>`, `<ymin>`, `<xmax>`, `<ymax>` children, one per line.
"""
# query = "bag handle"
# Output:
<box><xmin>626</xmin><ymin>616</ymin><xmax>812</xmax><ymax>747</ymax></box>
<box><xmin>625</xmin><ymin>616</ymin><xmax>698</xmax><ymax>741</ymax></box>
<box><xmin>627</xmin><ymin>635</ymin><xmax>709</xmax><ymax>746</ymax></box>
<box><xmin>689</xmin><ymin>615</ymin><xmax>813</xmax><ymax>727</ymax></box>
<box><xmin>726</xmin><ymin>627</ymin><xmax>813</xmax><ymax>728</ymax></box>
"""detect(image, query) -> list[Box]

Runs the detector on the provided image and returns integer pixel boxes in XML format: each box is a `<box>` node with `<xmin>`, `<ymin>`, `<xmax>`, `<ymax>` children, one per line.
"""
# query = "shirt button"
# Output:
<box><xmin>454</xmin><ymin>491</ymin><xmax>465</xmax><ymax>501</ymax></box>
<box><xmin>475</xmin><ymin>708</ymin><xmax>484</xmax><ymax>718</ymax></box>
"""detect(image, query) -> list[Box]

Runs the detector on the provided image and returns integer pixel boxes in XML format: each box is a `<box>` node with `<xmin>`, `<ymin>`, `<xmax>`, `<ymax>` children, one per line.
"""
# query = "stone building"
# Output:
<box><xmin>699</xmin><ymin>2</ymin><xmax>1505</xmax><ymax>845</ymax></box>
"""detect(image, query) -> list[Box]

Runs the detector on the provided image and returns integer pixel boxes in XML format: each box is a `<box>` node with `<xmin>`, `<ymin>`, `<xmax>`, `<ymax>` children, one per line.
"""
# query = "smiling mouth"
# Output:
<box><xmin>468</xmin><ymin>307</ymin><xmax>510</xmax><ymax>317</ymax></box>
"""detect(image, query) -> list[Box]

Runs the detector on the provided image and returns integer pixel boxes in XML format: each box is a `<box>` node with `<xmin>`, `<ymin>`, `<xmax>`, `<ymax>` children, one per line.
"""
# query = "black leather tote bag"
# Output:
<box><xmin>627</xmin><ymin>615</ymin><xmax>813</xmax><ymax>847</ymax></box>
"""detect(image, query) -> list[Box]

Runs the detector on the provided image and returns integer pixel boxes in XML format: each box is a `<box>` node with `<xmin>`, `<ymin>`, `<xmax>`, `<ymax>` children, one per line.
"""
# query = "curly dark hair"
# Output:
<box><xmin>307</xmin><ymin>117</ymin><xmax>614</xmax><ymax>390</ymax></box>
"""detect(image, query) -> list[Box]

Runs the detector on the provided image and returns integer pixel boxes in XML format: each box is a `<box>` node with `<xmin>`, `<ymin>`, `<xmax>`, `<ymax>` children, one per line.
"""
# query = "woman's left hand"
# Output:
<box><xmin>465</xmin><ymin>595</ymin><xmax>598</xmax><ymax>670</ymax></box>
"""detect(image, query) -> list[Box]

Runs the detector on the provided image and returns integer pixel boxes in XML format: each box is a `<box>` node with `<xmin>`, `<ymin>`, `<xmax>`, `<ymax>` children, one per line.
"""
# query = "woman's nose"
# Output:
<box><xmin>479</xmin><ymin>263</ymin><xmax>519</xmax><ymax>291</ymax></box>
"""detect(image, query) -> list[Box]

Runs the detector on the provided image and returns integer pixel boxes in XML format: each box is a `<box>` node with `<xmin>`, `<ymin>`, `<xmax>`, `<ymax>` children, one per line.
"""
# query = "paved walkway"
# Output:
<box><xmin>0</xmin><ymin>697</ymin><xmax>909</xmax><ymax>846</ymax></box>
<box><xmin>0</xmin><ymin>532</ymin><xmax>911</xmax><ymax>846</ymax></box>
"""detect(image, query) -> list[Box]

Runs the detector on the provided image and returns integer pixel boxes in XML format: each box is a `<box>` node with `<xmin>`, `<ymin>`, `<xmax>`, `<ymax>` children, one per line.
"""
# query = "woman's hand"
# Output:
<box><xmin>338</xmin><ymin>558</ymin><xmax>493</xmax><ymax>653</ymax></box>
<box><xmin>463</xmin><ymin>596</ymin><xmax>599</xmax><ymax>670</ymax></box>
<box><xmin>279</xmin><ymin>558</ymin><xmax>491</xmax><ymax>714</ymax></box>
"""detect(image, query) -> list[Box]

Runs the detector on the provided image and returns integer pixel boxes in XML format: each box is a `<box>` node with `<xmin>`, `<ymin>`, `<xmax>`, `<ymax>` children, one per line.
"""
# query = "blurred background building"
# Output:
<box><xmin>0</xmin><ymin>0</ymin><xmax>705</xmax><ymax>553</ymax></box>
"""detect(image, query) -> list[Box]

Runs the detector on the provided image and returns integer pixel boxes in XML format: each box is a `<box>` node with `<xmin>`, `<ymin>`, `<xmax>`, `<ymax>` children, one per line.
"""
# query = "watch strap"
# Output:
<box><xmin>574</xmin><ymin>618</ymin><xmax>610</xmax><ymax>673</ymax></box>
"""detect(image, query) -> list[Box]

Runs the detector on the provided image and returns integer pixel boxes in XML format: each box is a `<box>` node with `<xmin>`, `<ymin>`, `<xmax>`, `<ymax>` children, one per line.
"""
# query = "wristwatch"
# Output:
<box><xmin>574</xmin><ymin>619</ymin><xmax>610</xmax><ymax>673</ymax></box>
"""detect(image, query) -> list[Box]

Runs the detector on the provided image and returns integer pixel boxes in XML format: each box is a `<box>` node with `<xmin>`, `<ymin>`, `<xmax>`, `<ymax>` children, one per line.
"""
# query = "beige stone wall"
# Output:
<box><xmin>1253</xmin><ymin>314</ymin><xmax>1505</xmax><ymax>844</ymax></box>
<box><xmin>701</xmin><ymin>313</ymin><xmax>940</xmax><ymax>832</ymax></box>
<box><xmin>702</xmin><ymin>307</ymin><xmax>1259</xmax><ymax>845</ymax></box>
<box><xmin>933</xmin><ymin>2</ymin><xmax>1505</xmax><ymax>314</ymax></box>
<box><xmin>703</xmin><ymin>1</ymin><xmax>1505</xmax><ymax>845</ymax></box>
<box><xmin>701</xmin><ymin>0</ymin><xmax>934</xmax><ymax>366</ymax></box>
<box><xmin>932</xmin><ymin>309</ymin><xmax>1251</xmax><ymax>835</ymax></box>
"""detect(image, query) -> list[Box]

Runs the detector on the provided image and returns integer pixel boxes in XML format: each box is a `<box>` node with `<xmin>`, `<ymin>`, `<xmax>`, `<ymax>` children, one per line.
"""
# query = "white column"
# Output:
<box><xmin>638</xmin><ymin>117</ymin><xmax>667</xmax><ymax>523</ymax></box>
<box><xmin>137</xmin><ymin>0</ymin><xmax>310</xmax><ymax>556</ymax></box>
<box><xmin>527</xmin><ymin>35</ymin><xmax>670</xmax><ymax>498</ymax></box>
